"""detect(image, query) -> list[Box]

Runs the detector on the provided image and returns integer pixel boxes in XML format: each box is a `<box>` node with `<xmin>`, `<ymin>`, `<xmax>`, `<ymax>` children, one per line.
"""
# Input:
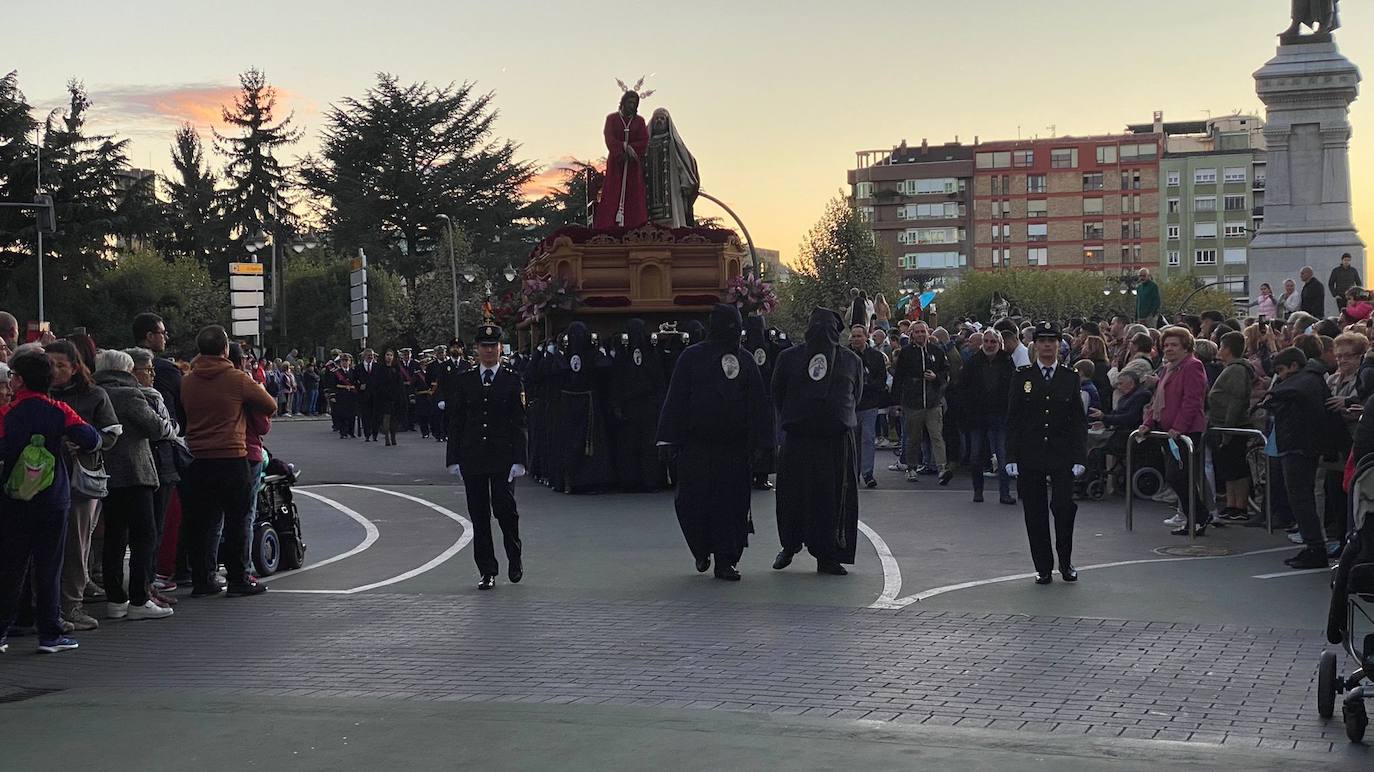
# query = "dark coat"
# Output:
<box><xmin>963</xmin><ymin>350</ymin><xmax>1014</xmax><ymax>424</ymax></box>
<box><xmin>1301</xmin><ymin>276</ymin><xmax>1327</xmax><ymax>319</ymax></box>
<box><xmin>1262</xmin><ymin>359</ymin><xmax>1331</xmax><ymax>457</ymax></box>
<box><xmin>444</xmin><ymin>365</ymin><xmax>528</xmax><ymax>476</ymax></box>
<box><xmin>1006</xmin><ymin>363</ymin><xmax>1088</xmax><ymax>470</ymax></box>
<box><xmin>351</xmin><ymin>360</ymin><xmax>388</xmax><ymax>404</ymax></box>
<box><xmin>1100</xmin><ymin>387</ymin><xmax>1151</xmax><ymax>429</ymax></box>
<box><xmin>153</xmin><ymin>354</ymin><xmax>185</xmax><ymax>434</ymax></box>
<box><xmin>772</xmin><ymin>345</ymin><xmax>863</xmax><ymax>437</ymax></box>
<box><xmin>892</xmin><ymin>341</ymin><xmax>948</xmax><ymax>410</ymax></box>
<box><xmin>854</xmin><ymin>346</ymin><xmax>889</xmax><ymax>412</ymax></box>
<box><xmin>1330</xmin><ymin>264</ymin><xmax>1362</xmax><ymax>300</ymax></box>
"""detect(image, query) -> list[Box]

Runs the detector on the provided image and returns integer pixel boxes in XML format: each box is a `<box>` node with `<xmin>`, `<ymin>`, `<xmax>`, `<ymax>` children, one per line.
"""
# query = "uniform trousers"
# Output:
<box><xmin>462</xmin><ymin>472</ymin><xmax>521</xmax><ymax>577</ymax></box>
<box><xmin>1017</xmin><ymin>464</ymin><xmax>1076</xmax><ymax>575</ymax></box>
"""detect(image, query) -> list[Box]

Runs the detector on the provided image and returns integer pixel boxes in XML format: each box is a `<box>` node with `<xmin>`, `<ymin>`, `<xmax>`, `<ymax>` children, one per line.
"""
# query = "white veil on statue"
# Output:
<box><xmin>646</xmin><ymin>107</ymin><xmax>700</xmax><ymax>229</ymax></box>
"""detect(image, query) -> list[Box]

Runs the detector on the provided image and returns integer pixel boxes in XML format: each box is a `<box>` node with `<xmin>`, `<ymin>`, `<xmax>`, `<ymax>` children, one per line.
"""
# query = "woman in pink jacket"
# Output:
<box><xmin>1138</xmin><ymin>326</ymin><xmax>1212</xmax><ymax>536</ymax></box>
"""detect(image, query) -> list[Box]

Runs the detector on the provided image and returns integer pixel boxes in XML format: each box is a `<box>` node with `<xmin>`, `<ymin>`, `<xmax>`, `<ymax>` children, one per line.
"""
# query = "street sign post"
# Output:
<box><xmin>350</xmin><ymin>249</ymin><xmax>368</xmax><ymax>347</ymax></box>
<box><xmin>229</xmin><ymin>260</ymin><xmax>266</xmax><ymax>345</ymax></box>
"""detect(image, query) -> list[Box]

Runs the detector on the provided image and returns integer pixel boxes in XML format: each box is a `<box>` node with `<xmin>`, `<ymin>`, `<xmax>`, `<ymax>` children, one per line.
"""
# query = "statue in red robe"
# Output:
<box><xmin>594</xmin><ymin>91</ymin><xmax>650</xmax><ymax>230</ymax></box>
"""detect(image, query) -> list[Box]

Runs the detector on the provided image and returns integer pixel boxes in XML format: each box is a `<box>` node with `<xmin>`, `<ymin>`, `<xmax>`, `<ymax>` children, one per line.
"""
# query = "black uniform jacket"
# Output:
<box><xmin>1005</xmin><ymin>363</ymin><xmax>1088</xmax><ymax>470</ymax></box>
<box><xmin>445</xmin><ymin>364</ymin><xmax>529</xmax><ymax>476</ymax></box>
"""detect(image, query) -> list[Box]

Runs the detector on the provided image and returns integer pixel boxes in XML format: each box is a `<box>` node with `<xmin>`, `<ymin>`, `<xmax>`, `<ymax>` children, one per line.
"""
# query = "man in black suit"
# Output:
<box><xmin>352</xmin><ymin>348</ymin><xmax>383</xmax><ymax>442</ymax></box>
<box><xmin>446</xmin><ymin>323</ymin><xmax>528</xmax><ymax>590</ymax></box>
<box><xmin>1005</xmin><ymin>322</ymin><xmax>1088</xmax><ymax>585</ymax></box>
<box><xmin>1300</xmin><ymin>265</ymin><xmax>1326</xmax><ymax>319</ymax></box>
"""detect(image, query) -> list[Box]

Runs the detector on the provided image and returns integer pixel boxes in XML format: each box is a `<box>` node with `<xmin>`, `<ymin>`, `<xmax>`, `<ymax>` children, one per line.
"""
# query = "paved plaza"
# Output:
<box><xmin>2</xmin><ymin>420</ymin><xmax>1368</xmax><ymax>770</ymax></box>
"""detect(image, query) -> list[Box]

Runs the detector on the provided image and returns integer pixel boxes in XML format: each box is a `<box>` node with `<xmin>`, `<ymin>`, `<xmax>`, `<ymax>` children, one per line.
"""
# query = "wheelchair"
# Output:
<box><xmin>1318</xmin><ymin>453</ymin><xmax>1374</xmax><ymax>742</ymax></box>
<box><xmin>251</xmin><ymin>451</ymin><xmax>306</xmax><ymax>577</ymax></box>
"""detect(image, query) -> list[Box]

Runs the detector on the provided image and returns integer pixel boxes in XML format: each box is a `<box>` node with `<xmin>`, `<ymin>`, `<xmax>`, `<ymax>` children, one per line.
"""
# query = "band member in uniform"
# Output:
<box><xmin>656</xmin><ymin>304</ymin><xmax>772</xmax><ymax>580</ymax></box>
<box><xmin>426</xmin><ymin>344</ymin><xmax>458</xmax><ymax>442</ymax></box>
<box><xmin>397</xmin><ymin>347</ymin><xmax>419</xmax><ymax>432</ymax></box>
<box><xmin>771</xmin><ymin>308</ymin><xmax>863</xmax><ymax>576</ymax></box>
<box><xmin>332</xmin><ymin>353</ymin><xmax>358</xmax><ymax>438</ymax></box>
<box><xmin>353</xmin><ymin>348</ymin><xmax>383</xmax><ymax>442</ymax></box>
<box><xmin>322</xmin><ymin>349</ymin><xmax>343</xmax><ymax>434</ymax></box>
<box><xmin>445</xmin><ymin>323</ymin><xmax>528</xmax><ymax>590</ymax></box>
<box><xmin>1005</xmin><ymin>321</ymin><xmax>1088</xmax><ymax>585</ymax></box>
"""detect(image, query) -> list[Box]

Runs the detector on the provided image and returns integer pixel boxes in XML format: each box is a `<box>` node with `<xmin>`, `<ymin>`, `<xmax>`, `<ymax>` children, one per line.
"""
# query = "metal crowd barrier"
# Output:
<box><xmin>1203</xmin><ymin>426</ymin><xmax>1272</xmax><ymax>534</ymax></box>
<box><xmin>1125</xmin><ymin>431</ymin><xmax>1197</xmax><ymax>541</ymax></box>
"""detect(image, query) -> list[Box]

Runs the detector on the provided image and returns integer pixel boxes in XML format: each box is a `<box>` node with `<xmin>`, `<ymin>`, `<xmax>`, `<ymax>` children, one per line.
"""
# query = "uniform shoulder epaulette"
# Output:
<box><xmin>1015</xmin><ymin>364</ymin><xmax>1034</xmax><ymax>372</ymax></box>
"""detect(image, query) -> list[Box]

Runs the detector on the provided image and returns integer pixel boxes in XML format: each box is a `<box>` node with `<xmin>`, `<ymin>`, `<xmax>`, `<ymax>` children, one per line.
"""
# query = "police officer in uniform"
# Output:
<box><xmin>1004</xmin><ymin>322</ymin><xmax>1087</xmax><ymax>585</ymax></box>
<box><xmin>446</xmin><ymin>323</ymin><xmax>528</xmax><ymax>590</ymax></box>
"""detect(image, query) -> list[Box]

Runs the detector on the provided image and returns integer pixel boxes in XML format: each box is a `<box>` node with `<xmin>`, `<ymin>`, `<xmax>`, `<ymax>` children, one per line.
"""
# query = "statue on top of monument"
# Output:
<box><xmin>646</xmin><ymin>108</ymin><xmax>700</xmax><ymax>229</ymax></box>
<box><xmin>1282</xmin><ymin>0</ymin><xmax>1340</xmax><ymax>42</ymax></box>
<box><xmin>594</xmin><ymin>78</ymin><xmax>653</xmax><ymax>230</ymax></box>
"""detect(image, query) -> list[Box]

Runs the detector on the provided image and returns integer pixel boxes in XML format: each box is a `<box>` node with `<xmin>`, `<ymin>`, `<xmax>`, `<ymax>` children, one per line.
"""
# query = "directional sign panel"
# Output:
<box><xmin>231</xmin><ymin>307</ymin><xmax>259</xmax><ymax>321</ymax></box>
<box><xmin>231</xmin><ymin>291</ymin><xmax>265</xmax><ymax>308</ymax></box>
<box><xmin>229</xmin><ymin>262</ymin><xmax>264</xmax><ymax>276</ymax></box>
<box><xmin>350</xmin><ymin>298</ymin><xmax>368</xmax><ymax>315</ymax></box>
<box><xmin>351</xmin><ymin>324</ymin><xmax>368</xmax><ymax>341</ymax></box>
<box><xmin>350</xmin><ymin>268</ymin><xmax>367</xmax><ymax>287</ymax></box>
<box><xmin>229</xmin><ymin>275</ymin><xmax>265</xmax><ymax>292</ymax></box>
<box><xmin>349</xmin><ymin>283</ymin><xmax>366</xmax><ymax>301</ymax></box>
<box><xmin>231</xmin><ymin>320</ymin><xmax>260</xmax><ymax>337</ymax></box>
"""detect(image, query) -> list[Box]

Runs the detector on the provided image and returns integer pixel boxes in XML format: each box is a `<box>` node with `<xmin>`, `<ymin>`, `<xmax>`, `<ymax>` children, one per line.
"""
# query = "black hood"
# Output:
<box><xmin>743</xmin><ymin>314</ymin><xmax>767</xmax><ymax>349</ymax></box>
<box><xmin>566</xmin><ymin>321</ymin><xmax>592</xmax><ymax>356</ymax></box>
<box><xmin>805</xmin><ymin>307</ymin><xmax>843</xmax><ymax>349</ymax></box>
<box><xmin>625</xmin><ymin>318</ymin><xmax>650</xmax><ymax>351</ymax></box>
<box><xmin>684</xmin><ymin>320</ymin><xmax>707</xmax><ymax>346</ymax></box>
<box><xmin>708</xmin><ymin>304</ymin><xmax>743</xmax><ymax>343</ymax></box>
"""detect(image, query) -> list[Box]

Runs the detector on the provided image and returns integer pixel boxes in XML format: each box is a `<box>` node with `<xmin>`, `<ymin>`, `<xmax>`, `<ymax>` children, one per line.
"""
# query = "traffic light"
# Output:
<box><xmin>33</xmin><ymin>194</ymin><xmax>55</xmax><ymax>234</ymax></box>
<box><xmin>260</xmin><ymin>306</ymin><xmax>275</xmax><ymax>334</ymax></box>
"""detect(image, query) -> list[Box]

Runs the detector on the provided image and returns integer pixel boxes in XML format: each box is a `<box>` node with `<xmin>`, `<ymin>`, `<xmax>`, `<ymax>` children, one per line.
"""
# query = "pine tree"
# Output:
<box><xmin>215</xmin><ymin>68</ymin><xmax>300</xmax><ymax>247</ymax></box>
<box><xmin>0</xmin><ymin>70</ymin><xmax>38</xmax><ymax>276</ymax></box>
<box><xmin>164</xmin><ymin>124</ymin><xmax>227</xmax><ymax>269</ymax></box>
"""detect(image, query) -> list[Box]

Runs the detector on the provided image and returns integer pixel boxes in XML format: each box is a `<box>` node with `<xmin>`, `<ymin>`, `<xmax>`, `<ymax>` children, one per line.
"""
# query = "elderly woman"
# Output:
<box><xmin>1138</xmin><ymin>326</ymin><xmax>1212</xmax><ymax>536</ymax></box>
<box><xmin>1208</xmin><ymin>332</ymin><xmax>1257</xmax><ymax>523</ymax></box>
<box><xmin>93</xmin><ymin>349</ymin><xmax>178</xmax><ymax>620</ymax></box>
<box><xmin>963</xmin><ymin>330</ymin><xmax>1015</xmax><ymax>504</ymax></box>
<box><xmin>129</xmin><ymin>347</ymin><xmax>185</xmax><ymax>600</ymax></box>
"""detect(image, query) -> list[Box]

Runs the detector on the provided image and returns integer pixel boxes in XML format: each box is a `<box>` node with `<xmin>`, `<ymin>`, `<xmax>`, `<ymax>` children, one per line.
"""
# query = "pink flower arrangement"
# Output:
<box><xmin>724</xmin><ymin>273</ymin><xmax>778</xmax><ymax>316</ymax></box>
<box><xmin>518</xmin><ymin>275</ymin><xmax>578</xmax><ymax>321</ymax></box>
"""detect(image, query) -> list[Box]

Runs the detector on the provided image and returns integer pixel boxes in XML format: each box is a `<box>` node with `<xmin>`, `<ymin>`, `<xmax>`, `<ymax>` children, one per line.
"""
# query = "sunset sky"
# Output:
<box><xmin>8</xmin><ymin>0</ymin><xmax>1372</xmax><ymax>268</ymax></box>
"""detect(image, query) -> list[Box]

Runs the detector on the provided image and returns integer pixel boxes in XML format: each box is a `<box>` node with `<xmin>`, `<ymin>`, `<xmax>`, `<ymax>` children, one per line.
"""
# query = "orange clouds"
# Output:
<box><xmin>85</xmin><ymin>82</ymin><xmax>308</xmax><ymax>133</ymax></box>
<box><xmin>521</xmin><ymin>156</ymin><xmax>602</xmax><ymax>199</ymax></box>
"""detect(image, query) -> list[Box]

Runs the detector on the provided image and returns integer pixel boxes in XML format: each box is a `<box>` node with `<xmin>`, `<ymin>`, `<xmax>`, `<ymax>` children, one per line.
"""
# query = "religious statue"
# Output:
<box><xmin>1282</xmin><ymin>0</ymin><xmax>1340</xmax><ymax>41</ymax></box>
<box><xmin>593</xmin><ymin>79</ymin><xmax>652</xmax><ymax>229</ymax></box>
<box><xmin>646</xmin><ymin>108</ymin><xmax>700</xmax><ymax>229</ymax></box>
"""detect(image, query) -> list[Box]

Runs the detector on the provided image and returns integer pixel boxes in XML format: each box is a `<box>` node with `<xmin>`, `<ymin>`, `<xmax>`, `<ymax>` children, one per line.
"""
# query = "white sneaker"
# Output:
<box><xmin>888</xmin><ymin>462</ymin><xmax>907</xmax><ymax>472</ymax></box>
<box><xmin>127</xmin><ymin>600</ymin><xmax>174</xmax><ymax>620</ymax></box>
<box><xmin>106</xmin><ymin>601</ymin><xmax>129</xmax><ymax>619</ymax></box>
<box><xmin>1288</xmin><ymin>531</ymin><xmax>1305</xmax><ymax>544</ymax></box>
<box><xmin>1162</xmin><ymin>513</ymin><xmax>1185</xmax><ymax>527</ymax></box>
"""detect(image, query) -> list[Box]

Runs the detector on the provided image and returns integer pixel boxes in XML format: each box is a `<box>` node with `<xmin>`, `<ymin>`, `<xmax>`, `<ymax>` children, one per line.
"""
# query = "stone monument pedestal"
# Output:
<box><xmin>1249</xmin><ymin>39</ymin><xmax>1364</xmax><ymax>305</ymax></box>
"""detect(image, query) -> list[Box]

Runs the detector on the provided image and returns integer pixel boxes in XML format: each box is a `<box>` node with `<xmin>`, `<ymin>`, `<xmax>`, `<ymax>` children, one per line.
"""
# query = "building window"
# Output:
<box><xmin>1167</xmin><ymin>170</ymin><xmax>1180</xmax><ymax>187</ymax></box>
<box><xmin>1121</xmin><ymin>246</ymin><xmax>1131</xmax><ymax>264</ymax></box>
<box><xmin>1050</xmin><ymin>148</ymin><xmax>1078</xmax><ymax>168</ymax></box>
<box><xmin>1083</xmin><ymin>197</ymin><xmax>1103</xmax><ymax>215</ymax></box>
<box><xmin>976</xmin><ymin>151</ymin><xmax>1011</xmax><ymax>169</ymax></box>
<box><xmin>1167</xmin><ymin>250</ymin><xmax>1180</xmax><ymax>266</ymax></box>
<box><xmin>858</xmin><ymin>206</ymin><xmax>874</xmax><ymax>223</ymax></box>
<box><xmin>1133</xmin><ymin>244</ymin><xmax>1142</xmax><ymax>263</ymax></box>
<box><xmin>1195</xmin><ymin>196</ymin><xmax>1217</xmax><ymax>212</ymax></box>
<box><xmin>1168</xmin><ymin>198</ymin><xmax>1180</xmax><ymax>214</ymax></box>
<box><xmin>1195</xmin><ymin>249</ymin><xmax>1217</xmax><ymax>265</ymax></box>
<box><xmin>1195</xmin><ymin>222</ymin><xmax>1218</xmax><ymax>239</ymax></box>
<box><xmin>1167</xmin><ymin>224</ymin><xmax>1180</xmax><ymax>240</ymax></box>
<box><xmin>855</xmin><ymin>182</ymin><xmax>874</xmax><ymax>199</ymax></box>
<box><xmin>1082</xmin><ymin>173</ymin><xmax>1104</xmax><ymax>191</ymax></box>
<box><xmin>903</xmin><ymin>251</ymin><xmax>967</xmax><ymax>270</ymax></box>
<box><xmin>1121</xmin><ymin>220</ymin><xmax>1141</xmax><ymax>240</ymax></box>
<box><xmin>1083</xmin><ymin>221</ymin><xmax>1104</xmax><ymax>240</ymax></box>
<box><xmin>1131</xmin><ymin>170</ymin><xmax>1142</xmax><ymax>190</ymax></box>
<box><xmin>1223</xmin><ymin>247</ymin><xmax>1247</xmax><ymax>264</ymax></box>
<box><xmin>1223</xmin><ymin>194</ymin><xmax>1246</xmax><ymax>211</ymax></box>
<box><xmin>1027</xmin><ymin>199</ymin><xmax>1048</xmax><ymax>218</ymax></box>
<box><xmin>1026</xmin><ymin>175</ymin><xmax>1047</xmax><ymax>193</ymax></box>
<box><xmin>1120</xmin><ymin>143</ymin><xmax>1157</xmax><ymax>160</ymax></box>
<box><xmin>1013</xmin><ymin>150</ymin><xmax>1034</xmax><ymax>167</ymax></box>
<box><xmin>1028</xmin><ymin>247</ymin><xmax>1047</xmax><ymax>266</ymax></box>
<box><xmin>1223</xmin><ymin>222</ymin><xmax>1248</xmax><ymax>238</ymax></box>
<box><xmin>901</xmin><ymin>202</ymin><xmax>961</xmax><ymax>220</ymax></box>
<box><xmin>900</xmin><ymin>178</ymin><xmax>959</xmax><ymax>195</ymax></box>
<box><xmin>1096</xmin><ymin>146</ymin><xmax>1117</xmax><ymax>164</ymax></box>
<box><xmin>991</xmin><ymin>248</ymin><xmax>1004</xmax><ymax>267</ymax></box>
<box><xmin>1223</xmin><ymin>167</ymin><xmax>1247</xmax><ymax>183</ymax></box>
<box><xmin>1194</xmin><ymin>168</ymin><xmax>1218</xmax><ymax>184</ymax></box>
<box><xmin>1001</xmin><ymin>200</ymin><xmax>1012</xmax><ymax>218</ymax></box>
<box><xmin>1084</xmin><ymin>247</ymin><xmax>1105</xmax><ymax>264</ymax></box>
<box><xmin>1027</xmin><ymin>223</ymin><xmax>1048</xmax><ymax>242</ymax></box>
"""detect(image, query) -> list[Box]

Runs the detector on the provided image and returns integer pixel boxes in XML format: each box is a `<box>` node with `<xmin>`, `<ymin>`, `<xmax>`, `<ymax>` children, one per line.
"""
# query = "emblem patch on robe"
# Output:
<box><xmin>1023</xmin><ymin>380</ymin><xmax>1033</xmax><ymax>393</ymax></box>
<box><xmin>808</xmin><ymin>354</ymin><xmax>828</xmax><ymax>381</ymax></box>
<box><xmin>721</xmin><ymin>354</ymin><xmax>740</xmax><ymax>380</ymax></box>
<box><xmin>570</xmin><ymin>354</ymin><xmax>583</xmax><ymax>373</ymax></box>
<box><xmin>753</xmin><ymin>348</ymin><xmax>766</xmax><ymax>366</ymax></box>
<box><xmin>633</xmin><ymin>349</ymin><xmax>643</xmax><ymax>366</ymax></box>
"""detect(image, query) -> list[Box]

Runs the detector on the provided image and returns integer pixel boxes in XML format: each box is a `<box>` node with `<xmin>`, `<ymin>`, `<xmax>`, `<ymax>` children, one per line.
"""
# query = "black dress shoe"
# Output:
<box><xmin>1284</xmin><ymin>547</ymin><xmax>1329</xmax><ymax>569</ymax></box>
<box><xmin>816</xmin><ymin>561</ymin><xmax>848</xmax><ymax>576</ymax></box>
<box><xmin>477</xmin><ymin>576</ymin><xmax>496</xmax><ymax>590</ymax></box>
<box><xmin>714</xmin><ymin>565</ymin><xmax>741</xmax><ymax>581</ymax></box>
<box><xmin>972</xmin><ymin>490</ymin><xmax>984</xmax><ymax>503</ymax></box>
<box><xmin>695</xmin><ymin>556</ymin><xmax>711</xmax><ymax>573</ymax></box>
<box><xmin>999</xmin><ymin>494</ymin><xmax>1017</xmax><ymax>506</ymax></box>
<box><xmin>772</xmin><ymin>549</ymin><xmax>796</xmax><ymax>570</ymax></box>
<box><xmin>1059</xmin><ymin>565</ymin><xmax>1078</xmax><ymax>582</ymax></box>
<box><xmin>226</xmin><ymin>581</ymin><xmax>267</xmax><ymax>597</ymax></box>
<box><xmin>190</xmin><ymin>585</ymin><xmax>224</xmax><ymax>598</ymax></box>
<box><xmin>938</xmin><ymin>469</ymin><xmax>954</xmax><ymax>486</ymax></box>
<box><xmin>508</xmin><ymin>562</ymin><xmax>523</xmax><ymax>584</ymax></box>
<box><xmin>864</xmin><ymin>475</ymin><xmax>877</xmax><ymax>489</ymax></box>
<box><xmin>1034</xmin><ymin>573</ymin><xmax>1053</xmax><ymax>585</ymax></box>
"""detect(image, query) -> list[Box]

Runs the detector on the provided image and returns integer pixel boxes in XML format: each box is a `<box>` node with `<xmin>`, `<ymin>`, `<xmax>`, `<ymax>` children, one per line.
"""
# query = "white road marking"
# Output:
<box><xmin>884</xmin><ymin>545</ymin><xmax>1296</xmax><ymax>608</ymax></box>
<box><xmin>273</xmin><ymin>484</ymin><xmax>472</xmax><ymax>594</ymax></box>
<box><xmin>1252</xmin><ymin>567</ymin><xmax>1333</xmax><ymax>579</ymax></box>
<box><xmin>260</xmin><ymin>489</ymin><xmax>381</xmax><ymax>582</ymax></box>
<box><xmin>858</xmin><ymin>521</ymin><xmax>903</xmax><ymax>610</ymax></box>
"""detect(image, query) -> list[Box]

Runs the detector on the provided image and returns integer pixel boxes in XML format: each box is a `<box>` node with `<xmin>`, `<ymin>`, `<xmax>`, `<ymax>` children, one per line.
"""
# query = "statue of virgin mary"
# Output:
<box><xmin>646</xmin><ymin>108</ymin><xmax>700</xmax><ymax>229</ymax></box>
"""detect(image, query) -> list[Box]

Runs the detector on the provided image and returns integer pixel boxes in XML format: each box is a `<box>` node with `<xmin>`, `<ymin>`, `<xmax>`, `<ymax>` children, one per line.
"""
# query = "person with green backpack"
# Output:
<box><xmin>0</xmin><ymin>349</ymin><xmax>101</xmax><ymax>654</ymax></box>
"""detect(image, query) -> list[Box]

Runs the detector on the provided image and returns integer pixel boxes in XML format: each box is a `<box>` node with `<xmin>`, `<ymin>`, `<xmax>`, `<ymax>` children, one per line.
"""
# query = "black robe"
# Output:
<box><xmin>611</xmin><ymin>319</ymin><xmax>667</xmax><ymax>491</ymax></box>
<box><xmin>743</xmin><ymin>316</ymin><xmax>777</xmax><ymax>478</ymax></box>
<box><xmin>657</xmin><ymin>305</ymin><xmax>773</xmax><ymax>564</ymax></box>
<box><xmin>556</xmin><ymin>322</ymin><xmax>615</xmax><ymax>492</ymax></box>
<box><xmin>771</xmin><ymin>310</ymin><xmax>863</xmax><ymax>564</ymax></box>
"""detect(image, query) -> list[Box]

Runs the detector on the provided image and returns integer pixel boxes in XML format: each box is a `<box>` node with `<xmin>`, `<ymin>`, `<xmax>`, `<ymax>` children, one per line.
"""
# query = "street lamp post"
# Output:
<box><xmin>246</xmin><ymin>222</ymin><xmax>316</xmax><ymax>344</ymax></box>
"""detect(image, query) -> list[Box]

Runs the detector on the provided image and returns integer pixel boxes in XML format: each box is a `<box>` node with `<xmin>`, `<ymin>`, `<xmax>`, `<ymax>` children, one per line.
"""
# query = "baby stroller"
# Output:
<box><xmin>1318</xmin><ymin>452</ymin><xmax>1374</xmax><ymax>742</ymax></box>
<box><xmin>252</xmin><ymin>450</ymin><xmax>306</xmax><ymax>577</ymax></box>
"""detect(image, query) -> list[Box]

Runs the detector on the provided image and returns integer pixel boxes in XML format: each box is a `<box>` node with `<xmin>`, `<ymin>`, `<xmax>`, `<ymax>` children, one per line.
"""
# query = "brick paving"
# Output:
<box><xmin>0</xmin><ymin>593</ymin><xmax>1347</xmax><ymax>752</ymax></box>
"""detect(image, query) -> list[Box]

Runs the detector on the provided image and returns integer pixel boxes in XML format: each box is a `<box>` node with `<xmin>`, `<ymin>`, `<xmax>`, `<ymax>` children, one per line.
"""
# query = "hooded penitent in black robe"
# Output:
<box><xmin>610</xmin><ymin>319</ymin><xmax>667</xmax><ymax>491</ymax></box>
<box><xmin>742</xmin><ymin>315</ymin><xmax>777</xmax><ymax>484</ymax></box>
<box><xmin>657</xmin><ymin>304</ymin><xmax>774</xmax><ymax>568</ymax></box>
<box><xmin>556</xmin><ymin>322</ymin><xmax>616</xmax><ymax>492</ymax></box>
<box><xmin>772</xmin><ymin>308</ymin><xmax>863</xmax><ymax>564</ymax></box>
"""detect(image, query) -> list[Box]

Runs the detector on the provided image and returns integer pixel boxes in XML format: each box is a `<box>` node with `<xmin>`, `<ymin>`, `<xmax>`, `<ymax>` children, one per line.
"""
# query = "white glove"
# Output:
<box><xmin>436</xmin><ymin>401</ymin><xmax>446</xmax><ymax>410</ymax></box>
<box><xmin>508</xmin><ymin>464</ymin><xmax>527</xmax><ymax>482</ymax></box>
<box><xmin>447</xmin><ymin>464</ymin><xmax>462</xmax><ymax>477</ymax></box>
<box><xmin>1004</xmin><ymin>463</ymin><xmax>1018</xmax><ymax>477</ymax></box>
<box><xmin>1072</xmin><ymin>464</ymin><xmax>1086</xmax><ymax>477</ymax></box>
